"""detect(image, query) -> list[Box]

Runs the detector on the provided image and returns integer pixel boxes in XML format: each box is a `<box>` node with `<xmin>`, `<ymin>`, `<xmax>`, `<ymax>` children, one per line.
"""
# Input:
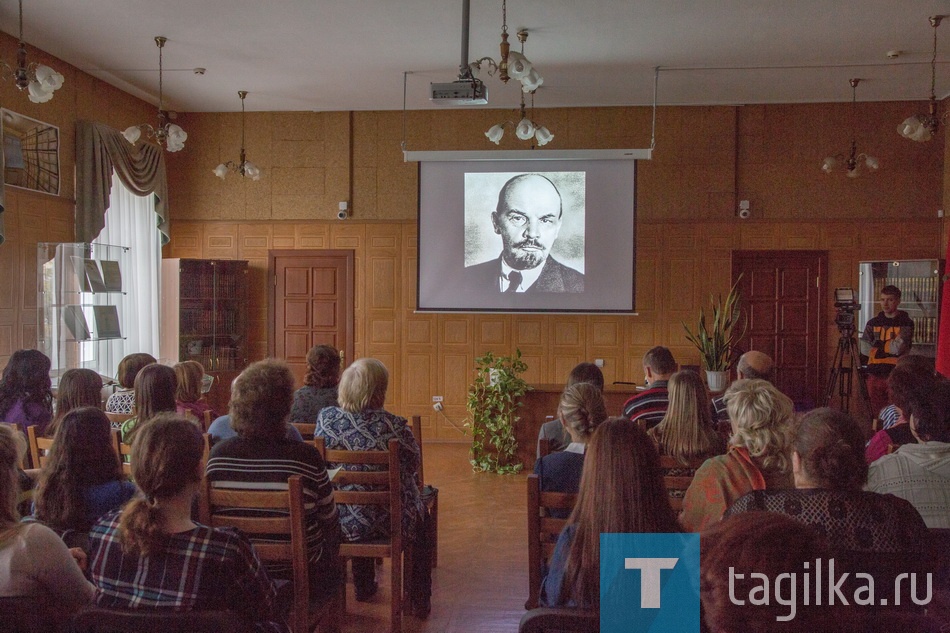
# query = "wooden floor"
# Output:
<box><xmin>337</xmin><ymin>442</ymin><xmax>529</xmax><ymax>633</ymax></box>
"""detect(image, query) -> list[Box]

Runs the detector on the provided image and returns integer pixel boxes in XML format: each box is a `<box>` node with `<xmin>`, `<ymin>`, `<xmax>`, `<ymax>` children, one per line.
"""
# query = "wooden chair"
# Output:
<box><xmin>72</xmin><ymin>606</ymin><xmax>252</xmax><ymax>633</ymax></box>
<box><xmin>199</xmin><ymin>475</ymin><xmax>338</xmax><ymax>633</ymax></box>
<box><xmin>519</xmin><ymin>607</ymin><xmax>599</xmax><ymax>633</ymax></box>
<box><xmin>119</xmin><ymin>433</ymin><xmax>211</xmax><ymax>478</ymax></box>
<box><xmin>291</xmin><ymin>422</ymin><xmax>316</xmax><ymax>440</ymax></box>
<box><xmin>202</xmin><ymin>409</ymin><xmax>214</xmax><ymax>432</ymax></box>
<box><xmin>26</xmin><ymin>425</ymin><xmax>55</xmax><ymax>469</ymax></box>
<box><xmin>657</xmin><ymin>454</ymin><xmax>707</xmax><ymax>513</ymax></box>
<box><xmin>315</xmin><ymin>437</ymin><xmax>405</xmax><ymax>633</ymax></box>
<box><xmin>526</xmin><ymin>473</ymin><xmax>576</xmax><ymax>610</ymax></box>
<box><xmin>410</xmin><ymin>415</ymin><xmax>438</xmax><ymax>567</ymax></box>
<box><xmin>537</xmin><ymin>437</ymin><xmax>552</xmax><ymax>459</ymax></box>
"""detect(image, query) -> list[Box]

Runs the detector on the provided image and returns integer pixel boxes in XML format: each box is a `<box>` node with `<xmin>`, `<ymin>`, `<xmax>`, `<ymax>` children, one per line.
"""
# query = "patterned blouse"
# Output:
<box><xmin>105</xmin><ymin>389</ymin><xmax>135</xmax><ymax>415</ymax></box>
<box><xmin>725</xmin><ymin>488</ymin><xmax>928</xmax><ymax>553</ymax></box>
<box><xmin>314</xmin><ymin>407</ymin><xmax>425</xmax><ymax>542</ymax></box>
<box><xmin>88</xmin><ymin>510</ymin><xmax>288</xmax><ymax>633</ymax></box>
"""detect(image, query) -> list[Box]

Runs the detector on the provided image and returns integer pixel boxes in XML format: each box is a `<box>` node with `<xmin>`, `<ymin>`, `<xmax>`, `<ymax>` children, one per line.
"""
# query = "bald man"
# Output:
<box><xmin>711</xmin><ymin>351</ymin><xmax>775</xmax><ymax>426</ymax></box>
<box><xmin>464</xmin><ymin>173</ymin><xmax>584</xmax><ymax>293</ymax></box>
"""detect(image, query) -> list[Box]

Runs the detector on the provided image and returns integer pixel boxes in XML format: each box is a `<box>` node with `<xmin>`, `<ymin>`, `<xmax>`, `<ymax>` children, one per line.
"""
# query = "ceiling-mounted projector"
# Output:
<box><xmin>430</xmin><ymin>79</ymin><xmax>488</xmax><ymax>105</ymax></box>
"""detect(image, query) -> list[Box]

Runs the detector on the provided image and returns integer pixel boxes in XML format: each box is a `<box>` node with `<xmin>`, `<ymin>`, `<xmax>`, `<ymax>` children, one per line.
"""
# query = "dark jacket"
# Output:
<box><xmin>463</xmin><ymin>256</ymin><xmax>584</xmax><ymax>293</ymax></box>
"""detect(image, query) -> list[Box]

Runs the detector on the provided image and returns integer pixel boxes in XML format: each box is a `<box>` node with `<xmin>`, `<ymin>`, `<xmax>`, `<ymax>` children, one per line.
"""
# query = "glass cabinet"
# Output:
<box><xmin>858</xmin><ymin>259</ymin><xmax>941</xmax><ymax>357</ymax></box>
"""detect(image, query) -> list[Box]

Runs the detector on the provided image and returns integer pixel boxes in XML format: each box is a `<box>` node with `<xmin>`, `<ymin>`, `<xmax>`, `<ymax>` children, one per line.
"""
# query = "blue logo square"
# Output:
<box><xmin>600</xmin><ymin>533</ymin><xmax>700</xmax><ymax>633</ymax></box>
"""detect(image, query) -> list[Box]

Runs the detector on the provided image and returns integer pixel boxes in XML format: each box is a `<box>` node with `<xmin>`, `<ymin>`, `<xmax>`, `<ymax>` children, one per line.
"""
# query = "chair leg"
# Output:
<box><xmin>391</xmin><ymin>552</ymin><xmax>402</xmax><ymax>633</ymax></box>
<box><xmin>429</xmin><ymin>494</ymin><xmax>438</xmax><ymax>568</ymax></box>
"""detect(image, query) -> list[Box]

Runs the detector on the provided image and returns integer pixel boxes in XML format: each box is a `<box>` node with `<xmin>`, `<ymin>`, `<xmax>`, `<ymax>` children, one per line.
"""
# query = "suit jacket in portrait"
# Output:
<box><xmin>463</xmin><ymin>256</ymin><xmax>584</xmax><ymax>293</ymax></box>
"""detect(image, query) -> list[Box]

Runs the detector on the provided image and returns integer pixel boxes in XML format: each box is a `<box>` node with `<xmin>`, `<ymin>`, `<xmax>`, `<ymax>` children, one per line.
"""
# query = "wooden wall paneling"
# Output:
<box><xmin>437</xmin><ymin>349</ymin><xmax>473</xmax><ymax>440</ymax></box>
<box><xmin>780</xmin><ymin>223</ymin><xmax>821</xmax><ymax>250</ymax></box>
<box><xmin>0</xmin><ymin>193</ymin><xmax>19</xmax><ymax>367</ymax></box>
<box><xmin>365</xmin><ymin>225</ymin><xmax>402</xmax><ymax>412</ymax></box>
<box><xmin>474</xmin><ymin>314</ymin><xmax>512</xmax><ymax>356</ymax></box>
<box><xmin>551</xmin><ymin>315</ymin><xmax>585</xmax><ymax>384</ymax></box>
<box><xmin>271</xmin><ymin>224</ymin><xmax>296</xmax><ymax>250</ymax></box>
<box><xmin>203</xmin><ymin>224</ymin><xmax>240</xmax><ymax>260</ymax></box>
<box><xmin>330</xmin><ymin>223</ymin><xmax>365</xmax><ymax>361</ymax></box>
<box><xmin>294</xmin><ymin>223</ymin><xmax>331</xmax><ymax>250</ymax></box>
<box><xmin>164</xmin><ymin>222</ymin><xmax>203</xmax><ymax>258</ymax></box>
<box><xmin>238</xmin><ymin>224</ymin><xmax>274</xmax><ymax>361</ymax></box>
<box><xmin>512</xmin><ymin>316</ymin><xmax>548</xmax><ymax>385</ymax></box>
<box><xmin>586</xmin><ymin>316</ymin><xmax>625</xmax><ymax>386</ymax></box>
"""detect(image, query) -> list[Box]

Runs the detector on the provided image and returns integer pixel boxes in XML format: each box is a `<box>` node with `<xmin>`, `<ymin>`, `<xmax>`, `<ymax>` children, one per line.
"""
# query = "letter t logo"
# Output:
<box><xmin>625</xmin><ymin>558</ymin><xmax>679</xmax><ymax>608</ymax></box>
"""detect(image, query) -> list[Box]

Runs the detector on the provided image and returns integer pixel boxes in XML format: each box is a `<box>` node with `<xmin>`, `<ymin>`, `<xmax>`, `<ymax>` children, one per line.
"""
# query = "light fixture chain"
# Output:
<box><xmin>158</xmin><ymin>39</ymin><xmax>164</xmax><ymax>112</ymax></box>
<box><xmin>502</xmin><ymin>0</ymin><xmax>507</xmax><ymax>32</ymax></box>
<box><xmin>932</xmin><ymin>18</ymin><xmax>938</xmax><ymax>101</ymax></box>
<box><xmin>18</xmin><ymin>0</ymin><xmax>23</xmax><ymax>42</ymax></box>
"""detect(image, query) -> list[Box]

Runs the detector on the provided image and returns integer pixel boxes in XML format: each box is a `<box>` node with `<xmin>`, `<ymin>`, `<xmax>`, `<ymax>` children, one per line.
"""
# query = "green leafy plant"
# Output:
<box><xmin>683</xmin><ymin>277</ymin><xmax>746</xmax><ymax>372</ymax></box>
<box><xmin>466</xmin><ymin>349</ymin><xmax>529</xmax><ymax>474</ymax></box>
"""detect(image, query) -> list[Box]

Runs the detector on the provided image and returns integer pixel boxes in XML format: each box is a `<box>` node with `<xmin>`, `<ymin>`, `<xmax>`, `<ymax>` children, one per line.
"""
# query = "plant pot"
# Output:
<box><xmin>706</xmin><ymin>370</ymin><xmax>729</xmax><ymax>393</ymax></box>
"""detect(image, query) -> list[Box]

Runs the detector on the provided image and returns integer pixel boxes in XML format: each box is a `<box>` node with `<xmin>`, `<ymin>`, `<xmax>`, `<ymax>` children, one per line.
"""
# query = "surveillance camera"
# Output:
<box><xmin>738</xmin><ymin>208</ymin><xmax>751</xmax><ymax>220</ymax></box>
<box><xmin>337</xmin><ymin>210</ymin><xmax>349</xmax><ymax>220</ymax></box>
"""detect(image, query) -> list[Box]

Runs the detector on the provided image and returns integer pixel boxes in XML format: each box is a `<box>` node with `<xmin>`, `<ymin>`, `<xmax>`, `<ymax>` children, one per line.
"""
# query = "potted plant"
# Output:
<box><xmin>466</xmin><ymin>349</ymin><xmax>530</xmax><ymax>474</ymax></box>
<box><xmin>682</xmin><ymin>278</ymin><xmax>745</xmax><ymax>392</ymax></box>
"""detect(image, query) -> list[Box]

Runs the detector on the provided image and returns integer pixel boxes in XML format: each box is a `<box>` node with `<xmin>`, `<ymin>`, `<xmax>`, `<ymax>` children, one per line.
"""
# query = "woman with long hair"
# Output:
<box><xmin>541</xmin><ymin>418</ymin><xmax>679</xmax><ymax>608</ymax></box>
<box><xmin>105</xmin><ymin>353</ymin><xmax>156</xmax><ymax>415</ymax></box>
<box><xmin>0</xmin><ymin>349</ymin><xmax>53</xmax><ymax>437</ymax></box>
<box><xmin>290</xmin><ymin>344</ymin><xmax>341</xmax><ymax>423</ymax></box>
<box><xmin>88</xmin><ymin>414</ymin><xmax>287</xmax><ymax>633</ymax></box>
<box><xmin>46</xmin><ymin>368</ymin><xmax>103</xmax><ymax>438</ymax></box>
<box><xmin>679</xmin><ymin>379</ymin><xmax>794</xmax><ymax>532</ymax></box>
<box><xmin>647</xmin><ymin>370</ymin><xmax>725</xmax><ymax>464</ymax></box>
<box><xmin>0</xmin><ymin>424</ymin><xmax>94</xmax><ymax>617</ymax></box>
<box><xmin>119</xmin><ymin>364</ymin><xmax>178</xmax><ymax>443</ymax></box>
<box><xmin>33</xmin><ymin>407</ymin><xmax>136</xmax><ymax>535</ymax></box>
<box><xmin>174</xmin><ymin>360</ymin><xmax>216</xmax><ymax>422</ymax></box>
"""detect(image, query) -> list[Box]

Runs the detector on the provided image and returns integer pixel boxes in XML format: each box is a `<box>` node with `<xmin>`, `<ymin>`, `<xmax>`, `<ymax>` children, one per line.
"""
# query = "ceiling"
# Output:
<box><xmin>3</xmin><ymin>0</ymin><xmax>950</xmax><ymax>113</ymax></box>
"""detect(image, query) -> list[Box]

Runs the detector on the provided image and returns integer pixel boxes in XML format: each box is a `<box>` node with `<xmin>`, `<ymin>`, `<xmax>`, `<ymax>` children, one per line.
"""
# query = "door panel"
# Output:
<box><xmin>734</xmin><ymin>251</ymin><xmax>827</xmax><ymax>409</ymax></box>
<box><xmin>269</xmin><ymin>250</ymin><xmax>355</xmax><ymax>387</ymax></box>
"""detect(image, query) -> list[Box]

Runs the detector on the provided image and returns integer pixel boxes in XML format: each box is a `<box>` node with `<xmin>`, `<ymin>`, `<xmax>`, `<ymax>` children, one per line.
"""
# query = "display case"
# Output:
<box><xmin>858</xmin><ymin>259</ymin><xmax>941</xmax><ymax>357</ymax></box>
<box><xmin>37</xmin><ymin>242</ymin><xmax>131</xmax><ymax>387</ymax></box>
<box><xmin>160</xmin><ymin>259</ymin><xmax>249</xmax><ymax>412</ymax></box>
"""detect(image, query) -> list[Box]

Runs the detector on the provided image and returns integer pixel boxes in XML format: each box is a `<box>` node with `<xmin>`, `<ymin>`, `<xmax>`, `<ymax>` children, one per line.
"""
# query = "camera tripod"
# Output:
<box><xmin>824</xmin><ymin>330</ymin><xmax>871</xmax><ymax>414</ymax></box>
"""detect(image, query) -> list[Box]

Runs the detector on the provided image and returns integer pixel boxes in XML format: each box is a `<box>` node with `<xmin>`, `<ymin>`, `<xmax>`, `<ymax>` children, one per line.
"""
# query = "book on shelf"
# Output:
<box><xmin>100</xmin><ymin>260</ymin><xmax>122</xmax><ymax>292</ymax></box>
<box><xmin>63</xmin><ymin>306</ymin><xmax>91</xmax><ymax>341</ymax></box>
<box><xmin>69</xmin><ymin>256</ymin><xmax>91</xmax><ymax>293</ymax></box>
<box><xmin>83</xmin><ymin>259</ymin><xmax>107</xmax><ymax>293</ymax></box>
<box><xmin>93</xmin><ymin>305</ymin><xmax>122</xmax><ymax>339</ymax></box>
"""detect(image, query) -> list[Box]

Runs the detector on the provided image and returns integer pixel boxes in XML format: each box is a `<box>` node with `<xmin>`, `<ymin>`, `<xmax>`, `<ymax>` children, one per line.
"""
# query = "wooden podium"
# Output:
<box><xmin>513</xmin><ymin>383</ymin><xmax>641</xmax><ymax>469</ymax></box>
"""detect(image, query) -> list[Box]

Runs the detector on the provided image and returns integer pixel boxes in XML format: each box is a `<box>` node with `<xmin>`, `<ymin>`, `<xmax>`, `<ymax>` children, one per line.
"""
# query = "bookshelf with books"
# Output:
<box><xmin>37</xmin><ymin>242</ymin><xmax>130</xmax><ymax>387</ymax></box>
<box><xmin>160</xmin><ymin>259</ymin><xmax>249</xmax><ymax>413</ymax></box>
<box><xmin>858</xmin><ymin>259</ymin><xmax>942</xmax><ymax>356</ymax></box>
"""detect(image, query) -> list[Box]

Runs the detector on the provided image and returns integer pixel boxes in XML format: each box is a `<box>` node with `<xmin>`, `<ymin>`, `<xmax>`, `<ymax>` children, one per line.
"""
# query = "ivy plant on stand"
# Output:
<box><xmin>467</xmin><ymin>349</ymin><xmax>530</xmax><ymax>474</ymax></box>
<box><xmin>683</xmin><ymin>277</ymin><xmax>745</xmax><ymax>393</ymax></box>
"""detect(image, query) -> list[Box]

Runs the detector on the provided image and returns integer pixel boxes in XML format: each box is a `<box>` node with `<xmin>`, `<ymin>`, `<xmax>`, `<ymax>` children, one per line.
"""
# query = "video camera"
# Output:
<box><xmin>833</xmin><ymin>287</ymin><xmax>859</xmax><ymax>333</ymax></box>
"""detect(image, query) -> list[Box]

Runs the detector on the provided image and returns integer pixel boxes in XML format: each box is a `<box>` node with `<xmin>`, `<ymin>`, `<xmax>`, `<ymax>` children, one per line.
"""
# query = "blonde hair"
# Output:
<box><xmin>338</xmin><ymin>358</ymin><xmax>388</xmax><ymax>413</ymax></box>
<box><xmin>0</xmin><ymin>424</ymin><xmax>27</xmax><ymax>538</ymax></box>
<box><xmin>724</xmin><ymin>379</ymin><xmax>793</xmax><ymax>474</ymax></box>
<box><xmin>649</xmin><ymin>370</ymin><xmax>720</xmax><ymax>465</ymax></box>
<box><xmin>174</xmin><ymin>361</ymin><xmax>205</xmax><ymax>404</ymax></box>
<box><xmin>558</xmin><ymin>382</ymin><xmax>607</xmax><ymax>442</ymax></box>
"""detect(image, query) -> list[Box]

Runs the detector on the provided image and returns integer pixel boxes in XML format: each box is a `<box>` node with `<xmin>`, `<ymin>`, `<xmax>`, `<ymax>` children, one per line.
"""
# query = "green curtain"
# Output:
<box><xmin>75</xmin><ymin>121</ymin><xmax>169</xmax><ymax>245</ymax></box>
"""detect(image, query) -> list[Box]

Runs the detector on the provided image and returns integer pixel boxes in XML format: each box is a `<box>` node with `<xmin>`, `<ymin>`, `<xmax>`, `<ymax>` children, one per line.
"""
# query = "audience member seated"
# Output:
<box><xmin>0</xmin><ymin>424</ymin><xmax>94</xmax><ymax>621</ymax></box>
<box><xmin>710</xmin><ymin>351</ymin><xmax>774</xmax><ymax>428</ymax></box>
<box><xmin>537</xmin><ymin>362</ymin><xmax>605</xmax><ymax>457</ymax></box>
<box><xmin>120</xmin><ymin>364</ymin><xmax>178</xmax><ymax>443</ymax></box>
<box><xmin>648</xmin><ymin>369</ymin><xmax>726</xmax><ymax>465</ymax></box>
<box><xmin>45</xmin><ymin>368</ymin><xmax>103</xmax><ymax>438</ymax></box>
<box><xmin>32</xmin><ymin>407</ymin><xmax>137</xmax><ymax>543</ymax></box>
<box><xmin>0</xmin><ymin>349</ymin><xmax>53</xmax><ymax>438</ymax></box>
<box><xmin>174</xmin><ymin>360</ymin><xmax>217</xmax><ymax>422</ymax></box>
<box><xmin>290</xmin><ymin>345</ymin><xmax>341</xmax><ymax>423</ymax></box>
<box><xmin>105</xmin><ymin>353</ymin><xmax>156</xmax><ymax>415</ymax></box>
<box><xmin>88</xmin><ymin>415</ymin><xmax>288</xmax><ymax>633</ymax></box>
<box><xmin>534</xmin><ymin>383</ymin><xmax>607</xmax><ymax>517</ymax></box>
<box><xmin>679</xmin><ymin>379</ymin><xmax>793</xmax><ymax>532</ymax></box>
<box><xmin>701</xmin><ymin>513</ymin><xmax>831</xmax><ymax>632</ymax></box>
<box><xmin>865</xmin><ymin>354</ymin><xmax>939</xmax><ymax>464</ymax></box>
<box><xmin>206</xmin><ymin>360</ymin><xmax>339</xmax><ymax>600</ymax></box>
<box><xmin>622</xmin><ymin>346</ymin><xmax>676</xmax><ymax>429</ymax></box>
<box><xmin>727</xmin><ymin>407</ymin><xmax>928</xmax><ymax>553</ymax></box>
<box><xmin>541</xmin><ymin>418</ymin><xmax>679</xmax><ymax>608</ymax></box>
<box><xmin>868</xmin><ymin>380</ymin><xmax>950</xmax><ymax>528</ymax></box>
<box><xmin>315</xmin><ymin>358</ymin><xmax>432</xmax><ymax>616</ymax></box>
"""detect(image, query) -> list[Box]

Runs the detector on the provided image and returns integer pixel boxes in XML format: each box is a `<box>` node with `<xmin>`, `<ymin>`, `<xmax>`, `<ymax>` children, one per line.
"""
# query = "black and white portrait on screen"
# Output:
<box><xmin>463</xmin><ymin>172</ymin><xmax>585</xmax><ymax>293</ymax></box>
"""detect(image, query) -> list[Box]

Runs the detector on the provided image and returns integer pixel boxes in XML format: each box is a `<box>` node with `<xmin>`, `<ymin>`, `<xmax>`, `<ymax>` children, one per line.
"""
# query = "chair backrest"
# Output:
<box><xmin>200</xmin><ymin>475</ymin><xmax>309</xmax><ymax>633</ymax></box>
<box><xmin>410</xmin><ymin>415</ymin><xmax>425</xmax><ymax>488</ymax></box>
<box><xmin>526</xmin><ymin>473</ymin><xmax>576</xmax><ymax>610</ymax></box>
<box><xmin>72</xmin><ymin>606</ymin><xmax>251</xmax><ymax>633</ymax></box>
<box><xmin>202</xmin><ymin>409</ymin><xmax>214</xmax><ymax>432</ymax></box>
<box><xmin>519</xmin><ymin>607</ymin><xmax>599</xmax><ymax>633</ymax></box>
<box><xmin>119</xmin><ymin>433</ymin><xmax>210</xmax><ymax>479</ymax></box>
<box><xmin>538</xmin><ymin>438</ymin><xmax>552</xmax><ymax>459</ymax></box>
<box><xmin>26</xmin><ymin>425</ymin><xmax>55</xmax><ymax>469</ymax></box>
<box><xmin>105</xmin><ymin>412</ymin><xmax>134</xmax><ymax>427</ymax></box>
<box><xmin>657</xmin><ymin>454</ymin><xmax>707</xmax><ymax>513</ymax></box>
<box><xmin>290</xmin><ymin>422</ymin><xmax>316</xmax><ymax>440</ymax></box>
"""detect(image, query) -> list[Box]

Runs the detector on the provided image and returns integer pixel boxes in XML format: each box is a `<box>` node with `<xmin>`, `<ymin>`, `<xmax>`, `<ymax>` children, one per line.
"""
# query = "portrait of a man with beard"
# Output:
<box><xmin>462</xmin><ymin>173</ymin><xmax>585</xmax><ymax>293</ymax></box>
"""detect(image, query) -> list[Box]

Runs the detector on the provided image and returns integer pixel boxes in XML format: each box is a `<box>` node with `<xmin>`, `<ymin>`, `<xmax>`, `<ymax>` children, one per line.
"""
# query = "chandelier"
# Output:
<box><xmin>898</xmin><ymin>16</ymin><xmax>944</xmax><ymax>142</ymax></box>
<box><xmin>822</xmin><ymin>78</ymin><xmax>878</xmax><ymax>177</ymax></box>
<box><xmin>485</xmin><ymin>91</ymin><xmax>553</xmax><ymax>146</ymax></box>
<box><xmin>0</xmin><ymin>0</ymin><xmax>63</xmax><ymax>103</ymax></box>
<box><xmin>214</xmin><ymin>91</ymin><xmax>261</xmax><ymax>181</ymax></box>
<box><xmin>122</xmin><ymin>37</ymin><xmax>187</xmax><ymax>152</ymax></box>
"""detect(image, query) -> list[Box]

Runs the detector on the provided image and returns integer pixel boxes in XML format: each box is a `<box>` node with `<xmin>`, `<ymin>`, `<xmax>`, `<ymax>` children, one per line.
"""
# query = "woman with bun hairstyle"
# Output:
<box><xmin>46</xmin><ymin>368</ymin><xmax>103</xmax><ymax>438</ymax></box>
<box><xmin>289</xmin><ymin>344</ymin><xmax>340</xmax><ymax>425</ymax></box>
<box><xmin>88</xmin><ymin>414</ymin><xmax>287</xmax><ymax>633</ymax></box>
<box><xmin>726</xmin><ymin>407</ymin><xmax>927</xmax><ymax>553</ymax></box>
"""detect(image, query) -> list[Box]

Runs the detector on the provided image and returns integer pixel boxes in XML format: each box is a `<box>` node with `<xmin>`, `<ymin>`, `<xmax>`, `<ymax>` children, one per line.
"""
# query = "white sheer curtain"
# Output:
<box><xmin>91</xmin><ymin>170</ymin><xmax>161</xmax><ymax>379</ymax></box>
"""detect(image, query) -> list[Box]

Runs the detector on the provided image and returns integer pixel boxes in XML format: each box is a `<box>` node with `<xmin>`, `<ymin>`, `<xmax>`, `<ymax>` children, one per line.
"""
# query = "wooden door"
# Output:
<box><xmin>268</xmin><ymin>250</ymin><xmax>355</xmax><ymax>387</ymax></box>
<box><xmin>732</xmin><ymin>251</ymin><xmax>827</xmax><ymax>409</ymax></box>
